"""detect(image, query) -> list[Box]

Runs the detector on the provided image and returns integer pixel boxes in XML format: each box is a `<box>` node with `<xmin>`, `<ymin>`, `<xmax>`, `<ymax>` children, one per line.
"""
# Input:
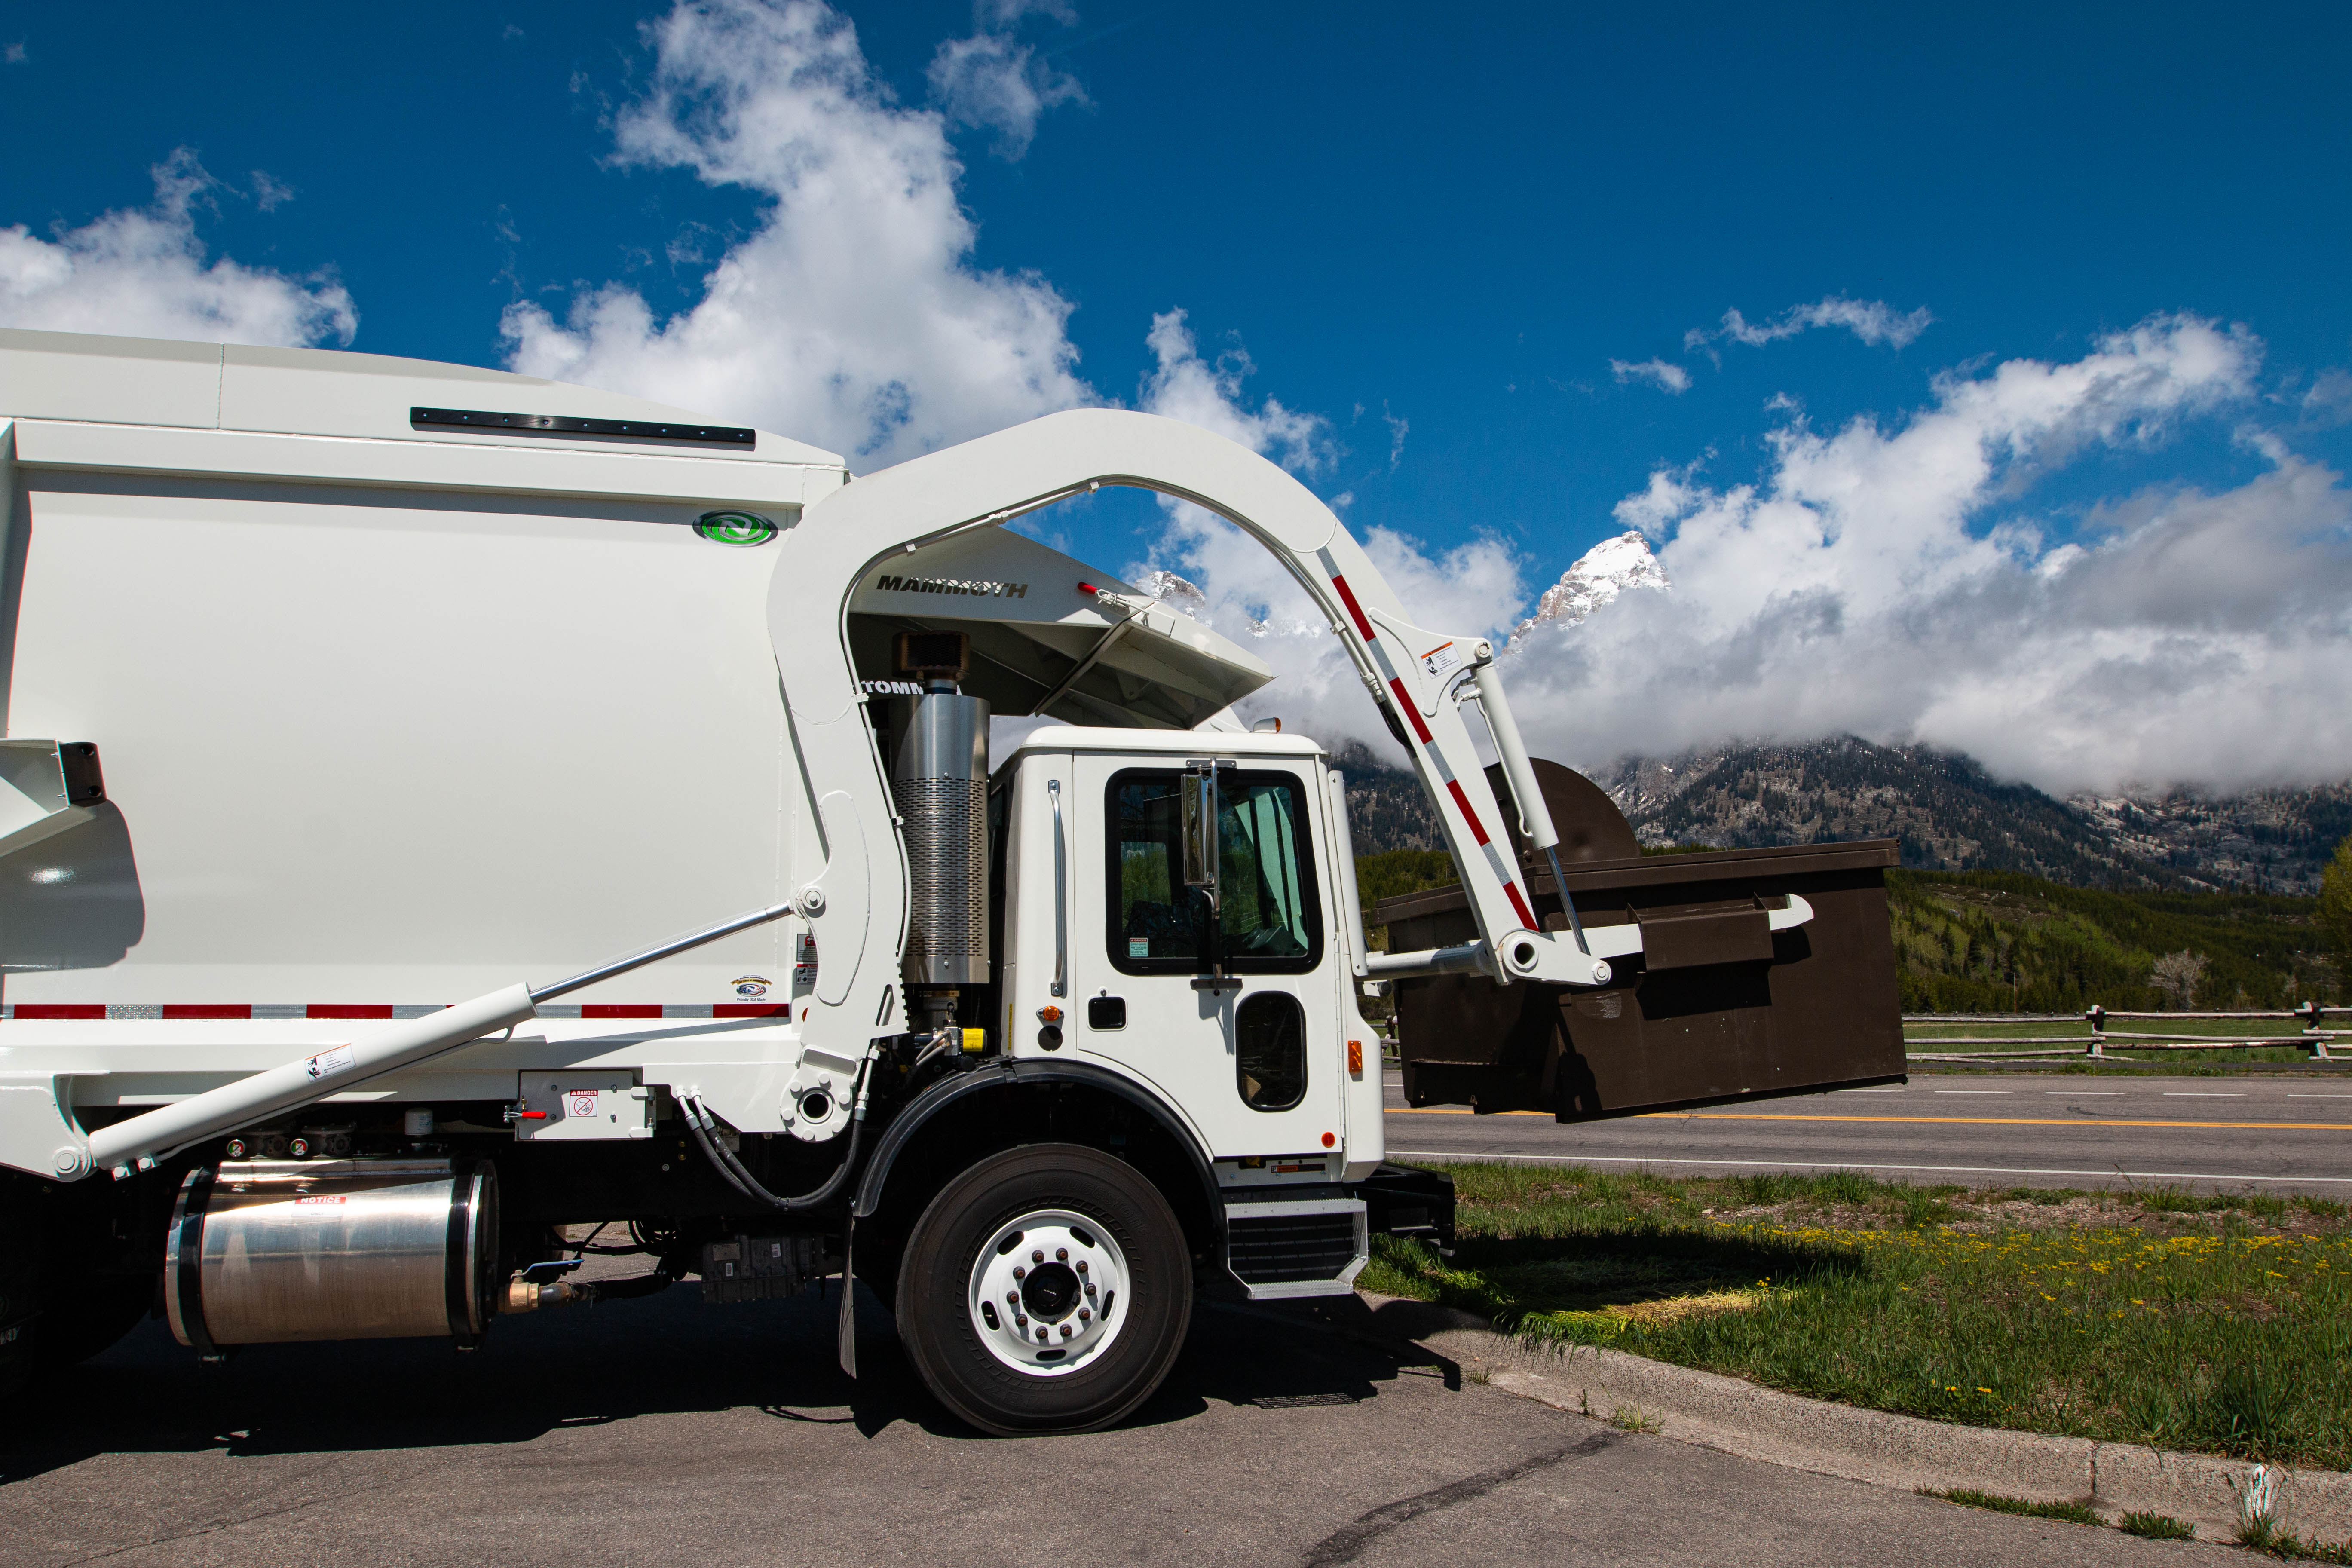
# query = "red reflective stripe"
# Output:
<box><xmin>1504</xmin><ymin>881</ymin><xmax>1538</xmax><ymax>929</ymax></box>
<box><xmin>1386</xmin><ymin>679</ymin><xmax>1434</xmax><ymax>742</ymax></box>
<box><xmin>581</xmin><ymin>1004</ymin><xmax>663</xmax><ymax>1019</ymax></box>
<box><xmin>307</xmin><ymin>1004</ymin><xmax>394</xmax><ymax>1019</ymax></box>
<box><xmin>1444</xmin><ymin>780</ymin><xmax>1490</xmax><ymax>845</ymax></box>
<box><xmin>13</xmin><ymin>1004</ymin><xmax>102</xmax><ymax>1019</ymax></box>
<box><xmin>714</xmin><ymin>1004</ymin><xmax>789</xmax><ymax>1018</ymax></box>
<box><xmin>1331</xmin><ymin>574</ymin><xmax>1376</xmax><ymax>640</ymax></box>
<box><xmin>163</xmin><ymin>1004</ymin><xmax>251</xmax><ymax>1020</ymax></box>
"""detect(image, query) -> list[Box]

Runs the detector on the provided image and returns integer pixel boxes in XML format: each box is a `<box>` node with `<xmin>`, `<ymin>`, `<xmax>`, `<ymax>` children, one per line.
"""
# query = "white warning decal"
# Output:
<box><xmin>303</xmin><ymin>1044</ymin><xmax>355</xmax><ymax>1080</ymax></box>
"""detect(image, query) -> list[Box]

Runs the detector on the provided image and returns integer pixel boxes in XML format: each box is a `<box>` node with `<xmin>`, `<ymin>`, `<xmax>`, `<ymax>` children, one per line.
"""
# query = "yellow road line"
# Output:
<box><xmin>1385</xmin><ymin>1109</ymin><xmax>2352</xmax><ymax>1132</ymax></box>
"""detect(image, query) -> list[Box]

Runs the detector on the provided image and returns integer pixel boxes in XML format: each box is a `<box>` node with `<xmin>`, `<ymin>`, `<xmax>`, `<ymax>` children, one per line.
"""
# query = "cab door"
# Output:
<box><xmin>1066</xmin><ymin>755</ymin><xmax>1344</xmax><ymax>1158</ymax></box>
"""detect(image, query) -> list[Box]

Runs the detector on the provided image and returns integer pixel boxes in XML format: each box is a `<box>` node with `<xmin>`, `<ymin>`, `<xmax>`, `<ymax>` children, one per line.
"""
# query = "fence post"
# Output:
<box><xmin>2085</xmin><ymin>1004</ymin><xmax>2106</xmax><ymax>1059</ymax></box>
<box><xmin>2298</xmin><ymin>1000</ymin><xmax>2331</xmax><ymax>1061</ymax></box>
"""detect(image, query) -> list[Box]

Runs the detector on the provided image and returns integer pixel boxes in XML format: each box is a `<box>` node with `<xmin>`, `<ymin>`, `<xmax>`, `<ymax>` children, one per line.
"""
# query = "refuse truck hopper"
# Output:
<box><xmin>1372</xmin><ymin>760</ymin><xmax>1905</xmax><ymax>1119</ymax></box>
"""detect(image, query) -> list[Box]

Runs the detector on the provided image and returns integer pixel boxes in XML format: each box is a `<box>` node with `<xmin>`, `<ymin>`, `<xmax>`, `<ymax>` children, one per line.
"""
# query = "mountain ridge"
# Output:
<box><xmin>1333</xmin><ymin>735</ymin><xmax>2350</xmax><ymax>894</ymax></box>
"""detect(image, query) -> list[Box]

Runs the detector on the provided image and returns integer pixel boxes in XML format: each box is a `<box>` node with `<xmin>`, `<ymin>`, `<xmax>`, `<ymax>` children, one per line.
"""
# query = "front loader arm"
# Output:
<box><xmin>769</xmin><ymin>409</ymin><xmax>1616</xmax><ymax>1061</ymax></box>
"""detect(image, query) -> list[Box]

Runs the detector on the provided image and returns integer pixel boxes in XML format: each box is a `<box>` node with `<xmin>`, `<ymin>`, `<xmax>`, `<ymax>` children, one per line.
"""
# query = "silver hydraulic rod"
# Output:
<box><xmin>530</xmin><ymin>900</ymin><xmax>794</xmax><ymax>1003</ymax></box>
<box><xmin>67</xmin><ymin>900</ymin><xmax>798</xmax><ymax>1180</ymax></box>
<box><xmin>1363</xmin><ymin>942</ymin><xmax>1495</xmax><ymax>981</ymax></box>
<box><xmin>1470</xmin><ymin>658</ymin><xmax>1558</xmax><ymax>853</ymax></box>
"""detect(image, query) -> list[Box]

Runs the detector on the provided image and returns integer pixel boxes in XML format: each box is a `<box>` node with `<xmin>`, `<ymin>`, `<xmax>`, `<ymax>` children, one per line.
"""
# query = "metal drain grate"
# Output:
<box><xmin>1253</xmin><ymin>1392</ymin><xmax>1360</xmax><ymax>1409</ymax></box>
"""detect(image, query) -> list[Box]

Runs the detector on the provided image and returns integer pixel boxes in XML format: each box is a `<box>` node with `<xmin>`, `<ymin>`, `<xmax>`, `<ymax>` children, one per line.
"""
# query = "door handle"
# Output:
<box><xmin>1049</xmin><ymin>778</ymin><xmax>1067</xmax><ymax>998</ymax></box>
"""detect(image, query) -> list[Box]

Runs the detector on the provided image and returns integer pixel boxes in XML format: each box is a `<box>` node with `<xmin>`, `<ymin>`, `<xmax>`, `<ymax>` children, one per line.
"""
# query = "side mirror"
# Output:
<box><xmin>1180</xmin><ymin>768</ymin><xmax>1219</xmax><ymax>909</ymax></box>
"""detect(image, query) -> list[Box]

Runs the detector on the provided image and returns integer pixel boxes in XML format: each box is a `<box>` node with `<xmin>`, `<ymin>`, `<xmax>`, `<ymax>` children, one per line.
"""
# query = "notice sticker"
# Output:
<box><xmin>1419</xmin><ymin>640</ymin><xmax>1460</xmax><ymax>679</ymax></box>
<box><xmin>294</xmin><ymin>1194</ymin><xmax>347</xmax><ymax>1206</ymax></box>
<box><xmin>1129</xmin><ymin>938</ymin><xmax>1149</xmax><ymax>958</ymax></box>
<box><xmin>566</xmin><ymin>1090</ymin><xmax>599</xmax><ymax>1119</ymax></box>
<box><xmin>303</xmin><ymin>1044</ymin><xmax>355</xmax><ymax>1081</ymax></box>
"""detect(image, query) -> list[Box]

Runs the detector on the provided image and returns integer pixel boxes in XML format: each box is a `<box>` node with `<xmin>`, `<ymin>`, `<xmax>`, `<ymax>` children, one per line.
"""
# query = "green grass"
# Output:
<box><xmin>1360</xmin><ymin>1161</ymin><xmax>2352</xmax><ymax>1470</ymax></box>
<box><xmin>1923</xmin><ymin>1489</ymin><xmax>2102</xmax><ymax>1526</ymax></box>
<box><xmin>2239</xmin><ymin>1517</ymin><xmax>2352</xmax><ymax>1562</ymax></box>
<box><xmin>2117</xmin><ymin>1510</ymin><xmax>2197</xmax><ymax>1540</ymax></box>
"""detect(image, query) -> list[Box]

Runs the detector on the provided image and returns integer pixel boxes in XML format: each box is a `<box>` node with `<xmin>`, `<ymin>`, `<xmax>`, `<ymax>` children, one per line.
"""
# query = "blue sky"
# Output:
<box><xmin>3</xmin><ymin>1</ymin><xmax>2349</xmax><ymax>790</ymax></box>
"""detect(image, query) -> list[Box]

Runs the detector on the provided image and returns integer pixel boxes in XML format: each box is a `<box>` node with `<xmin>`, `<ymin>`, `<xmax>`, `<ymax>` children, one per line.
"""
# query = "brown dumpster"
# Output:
<box><xmin>1370</xmin><ymin>761</ymin><xmax>1905</xmax><ymax>1119</ymax></box>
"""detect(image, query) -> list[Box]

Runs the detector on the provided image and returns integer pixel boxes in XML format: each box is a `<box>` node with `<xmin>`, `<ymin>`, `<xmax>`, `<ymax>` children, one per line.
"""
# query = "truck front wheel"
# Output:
<box><xmin>894</xmin><ymin>1143</ymin><xmax>1191</xmax><ymax>1436</ymax></box>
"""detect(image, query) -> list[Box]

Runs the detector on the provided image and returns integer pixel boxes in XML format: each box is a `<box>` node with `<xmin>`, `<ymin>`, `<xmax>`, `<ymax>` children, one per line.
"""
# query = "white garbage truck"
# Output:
<box><xmin>0</xmin><ymin>328</ymin><xmax>1874</xmax><ymax>1434</ymax></box>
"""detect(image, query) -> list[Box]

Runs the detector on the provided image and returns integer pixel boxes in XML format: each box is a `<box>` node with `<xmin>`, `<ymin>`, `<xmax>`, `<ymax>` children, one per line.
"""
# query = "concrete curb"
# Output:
<box><xmin>1351</xmin><ymin>1293</ymin><xmax>2352</xmax><ymax>1546</ymax></box>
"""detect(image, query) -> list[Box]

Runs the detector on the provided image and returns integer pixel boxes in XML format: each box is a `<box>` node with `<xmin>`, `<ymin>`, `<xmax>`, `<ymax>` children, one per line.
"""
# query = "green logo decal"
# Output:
<box><xmin>694</xmin><ymin>510</ymin><xmax>778</xmax><ymax>546</ymax></box>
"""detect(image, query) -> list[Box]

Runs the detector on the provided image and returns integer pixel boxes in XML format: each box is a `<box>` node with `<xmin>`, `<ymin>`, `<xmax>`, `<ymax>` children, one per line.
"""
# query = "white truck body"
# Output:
<box><xmin>0</xmin><ymin>328</ymin><xmax>1787</xmax><ymax>1433</ymax></box>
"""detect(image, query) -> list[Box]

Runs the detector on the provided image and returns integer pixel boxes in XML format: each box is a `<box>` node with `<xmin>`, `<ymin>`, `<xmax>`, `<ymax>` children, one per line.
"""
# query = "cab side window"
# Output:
<box><xmin>1236</xmin><ymin>992</ymin><xmax>1306</xmax><ymax>1111</ymax></box>
<box><xmin>1106</xmin><ymin>768</ymin><xmax>1322</xmax><ymax>975</ymax></box>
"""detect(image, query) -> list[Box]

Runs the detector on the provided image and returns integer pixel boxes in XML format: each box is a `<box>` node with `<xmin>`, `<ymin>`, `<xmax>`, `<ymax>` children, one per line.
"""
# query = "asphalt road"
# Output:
<box><xmin>1</xmin><ymin>1286</ymin><xmax>2230</xmax><ymax>1568</ymax></box>
<box><xmin>1384</xmin><ymin>1070</ymin><xmax>2352</xmax><ymax>1194</ymax></box>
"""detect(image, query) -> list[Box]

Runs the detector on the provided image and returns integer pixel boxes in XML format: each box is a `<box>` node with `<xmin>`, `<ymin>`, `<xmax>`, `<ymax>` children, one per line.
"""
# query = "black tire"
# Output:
<box><xmin>894</xmin><ymin>1143</ymin><xmax>1190</xmax><ymax>1436</ymax></box>
<box><xmin>34</xmin><ymin>1272</ymin><xmax>155</xmax><ymax>1370</ymax></box>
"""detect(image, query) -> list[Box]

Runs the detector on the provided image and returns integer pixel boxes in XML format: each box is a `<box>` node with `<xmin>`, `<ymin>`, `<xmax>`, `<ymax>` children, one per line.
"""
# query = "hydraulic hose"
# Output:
<box><xmin>682</xmin><ymin>1057</ymin><xmax>873</xmax><ymax>1212</ymax></box>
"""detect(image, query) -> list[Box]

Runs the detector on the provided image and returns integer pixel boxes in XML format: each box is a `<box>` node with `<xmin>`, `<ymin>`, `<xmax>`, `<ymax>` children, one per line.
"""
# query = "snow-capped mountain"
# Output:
<box><xmin>1509</xmin><ymin>530</ymin><xmax>1669</xmax><ymax>646</ymax></box>
<box><xmin>1139</xmin><ymin>569</ymin><xmax>1208</xmax><ymax>618</ymax></box>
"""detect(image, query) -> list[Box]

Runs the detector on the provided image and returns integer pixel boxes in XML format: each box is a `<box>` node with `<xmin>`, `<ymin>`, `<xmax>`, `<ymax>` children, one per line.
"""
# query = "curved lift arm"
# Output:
<box><xmin>769</xmin><ymin>408</ymin><xmax>1666</xmax><ymax>1067</ymax></box>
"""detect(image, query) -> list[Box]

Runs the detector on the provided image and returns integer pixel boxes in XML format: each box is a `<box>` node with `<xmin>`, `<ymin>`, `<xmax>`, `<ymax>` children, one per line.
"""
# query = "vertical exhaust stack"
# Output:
<box><xmin>891</xmin><ymin>631</ymin><xmax>990</xmax><ymax>1035</ymax></box>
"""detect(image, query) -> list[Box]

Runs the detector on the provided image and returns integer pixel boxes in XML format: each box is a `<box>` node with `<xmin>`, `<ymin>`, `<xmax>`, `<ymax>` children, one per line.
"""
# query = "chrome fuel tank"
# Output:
<box><xmin>165</xmin><ymin>1158</ymin><xmax>496</xmax><ymax>1351</ymax></box>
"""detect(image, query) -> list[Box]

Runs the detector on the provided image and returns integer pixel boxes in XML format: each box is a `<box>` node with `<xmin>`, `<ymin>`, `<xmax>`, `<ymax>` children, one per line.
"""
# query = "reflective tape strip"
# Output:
<box><xmin>1330</xmin><ymin>573</ymin><xmax>1377</xmax><ymax>640</ymax></box>
<box><xmin>3</xmin><ymin>1002</ymin><xmax>757</xmax><ymax>1020</ymax></box>
<box><xmin>1444</xmin><ymin>780</ymin><xmax>1489</xmax><ymax>846</ymax></box>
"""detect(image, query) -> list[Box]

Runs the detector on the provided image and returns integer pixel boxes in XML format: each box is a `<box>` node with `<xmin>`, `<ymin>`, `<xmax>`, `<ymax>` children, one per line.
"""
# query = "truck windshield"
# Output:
<box><xmin>1106</xmin><ymin>768</ymin><xmax>1322</xmax><ymax>974</ymax></box>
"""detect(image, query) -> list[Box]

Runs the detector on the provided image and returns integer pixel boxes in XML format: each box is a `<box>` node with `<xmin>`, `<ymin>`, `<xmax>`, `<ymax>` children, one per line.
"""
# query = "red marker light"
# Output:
<box><xmin>1077</xmin><ymin>582</ymin><xmax>1097</xmax><ymax>594</ymax></box>
<box><xmin>1320</xmin><ymin>1131</ymin><xmax>1336</xmax><ymax>1148</ymax></box>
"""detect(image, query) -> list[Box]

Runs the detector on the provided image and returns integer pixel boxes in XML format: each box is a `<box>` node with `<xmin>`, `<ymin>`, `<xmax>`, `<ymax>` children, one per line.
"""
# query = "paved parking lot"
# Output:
<box><xmin>1</xmin><ymin>1284</ymin><xmax>2227</xmax><ymax>1567</ymax></box>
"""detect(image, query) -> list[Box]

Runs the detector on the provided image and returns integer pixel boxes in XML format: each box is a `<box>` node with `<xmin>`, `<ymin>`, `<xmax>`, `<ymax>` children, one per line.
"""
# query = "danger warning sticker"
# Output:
<box><xmin>303</xmin><ymin>1044</ymin><xmax>355</xmax><ymax>1080</ymax></box>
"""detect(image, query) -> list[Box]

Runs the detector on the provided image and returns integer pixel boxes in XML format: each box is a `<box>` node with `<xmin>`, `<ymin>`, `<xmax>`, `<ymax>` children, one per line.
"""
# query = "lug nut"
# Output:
<box><xmin>1013</xmin><ymin>1266</ymin><xmax>1025</xmax><ymax>1279</ymax></box>
<box><xmin>1032</xmin><ymin>1249</ymin><xmax>1044</xmax><ymax>1264</ymax></box>
<box><xmin>1055</xmin><ymin>1247</ymin><xmax>1069</xmax><ymax>1262</ymax></box>
<box><xmin>1006</xmin><ymin>1291</ymin><xmax>1019</xmax><ymax>1304</ymax></box>
<box><xmin>1085</xmin><ymin>1283</ymin><xmax>1097</xmax><ymax>1298</ymax></box>
<box><xmin>1060</xmin><ymin>1323</ymin><xmax>1073</xmax><ymax>1338</ymax></box>
<box><xmin>1078</xmin><ymin>1308</ymin><xmax>1092</xmax><ymax>1321</ymax></box>
<box><xmin>1036</xmin><ymin>1328</ymin><xmax>1048</xmax><ymax>1341</ymax></box>
<box><xmin>1075</xmin><ymin>1260</ymin><xmax>1088</xmax><ymax>1274</ymax></box>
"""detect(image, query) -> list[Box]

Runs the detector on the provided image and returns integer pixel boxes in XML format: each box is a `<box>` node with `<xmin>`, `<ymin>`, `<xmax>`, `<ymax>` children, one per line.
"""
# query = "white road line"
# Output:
<box><xmin>2049</xmin><ymin>1091</ymin><xmax>2122</xmax><ymax>1095</ymax></box>
<box><xmin>2165</xmin><ymin>1093</ymin><xmax>2246</xmax><ymax>1098</ymax></box>
<box><xmin>1935</xmin><ymin>1090</ymin><xmax>2011</xmax><ymax>1095</ymax></box>
<box><xmin>1384</xmin><ymin>1151</ymin><xmax>2352</xmax><ymax>1184</ymax></box>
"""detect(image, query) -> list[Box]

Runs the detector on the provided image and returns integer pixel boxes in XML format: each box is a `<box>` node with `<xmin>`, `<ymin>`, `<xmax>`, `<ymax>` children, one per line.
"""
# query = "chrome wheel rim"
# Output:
<box><xmin>966</xmin><ymin>1207</ymin><xmax>1131</xmax><ymax>1377</ymax></box>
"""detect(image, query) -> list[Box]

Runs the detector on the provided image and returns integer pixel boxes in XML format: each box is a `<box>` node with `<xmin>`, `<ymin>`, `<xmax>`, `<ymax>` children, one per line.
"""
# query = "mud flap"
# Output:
<box><xmin>836</xmin><ymin>1215</ymin><xmax>857</xmax><ymax>1379</ymax></box>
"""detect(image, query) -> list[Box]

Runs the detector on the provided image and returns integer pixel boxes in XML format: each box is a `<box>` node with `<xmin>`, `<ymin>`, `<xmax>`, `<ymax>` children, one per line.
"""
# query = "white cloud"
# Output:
<box><xmin>1685</xmin><ymin>295</ymin><xmax>1933</xmax><ymax>352</ymax></box>
<box><xmin>1139</xmin><ymin>308</ymin><xmax>1330</xmax><ymax>472</ymax></box>
<box><xmin>1164</xmin><ymin>312</ymin><xmax>2352</xmax><ymax>794</ymax></box>
<box><xmin>1610</xmin><ymin>357</ymin><xmax>1691</xmax><ymax>394</ymax></box>
<box><xmin>3</xmin><ymin>40</ymin><xmax>24</xmax><ymax>66</ymax></box>
<box><xmin>927</xmin><ymin>0</ymin><xmax>1085</xmax><ymax>160</ymax></box>
<box><xmin>248</xmin><ymin>170</ymin><xmax>296</xmax><ymax>213</ymax></box>
<box><xmin>501</xmin><ymin>0</ymin><xmax>1092</xmax><ymax>464</ymax></box>
<box><xmin>0</xmin><ymin>148</ymin><xmax>354</xmax><ymax>346</ymax></box>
